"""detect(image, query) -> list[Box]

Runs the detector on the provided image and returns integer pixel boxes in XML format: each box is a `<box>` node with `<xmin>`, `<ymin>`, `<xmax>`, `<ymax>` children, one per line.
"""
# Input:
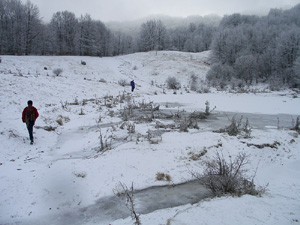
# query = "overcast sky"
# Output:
<box><xmin>22</xmin><ymin>0</ymin><xmax>299</xmax><ymax>22</ymax></box>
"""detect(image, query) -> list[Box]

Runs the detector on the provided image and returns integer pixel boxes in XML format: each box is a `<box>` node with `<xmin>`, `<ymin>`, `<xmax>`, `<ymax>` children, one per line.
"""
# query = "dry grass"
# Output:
<box><xmin>156</xmin><ymin>172</ymin><xmax>172</xmax><ymax>182</ymax></box>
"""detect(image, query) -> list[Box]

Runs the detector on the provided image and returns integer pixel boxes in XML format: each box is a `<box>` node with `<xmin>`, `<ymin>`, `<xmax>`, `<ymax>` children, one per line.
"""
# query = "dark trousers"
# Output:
<box><xmin>26</xmin><ymin>121</ymin><xmax>35</xmax><ymax>141</ymax></box>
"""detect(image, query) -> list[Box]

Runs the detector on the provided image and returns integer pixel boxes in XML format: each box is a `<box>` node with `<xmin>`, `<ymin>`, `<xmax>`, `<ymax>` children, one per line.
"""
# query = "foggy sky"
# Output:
<box><xmin>22</xmin><ymin>0</ymin><xmax>299</xmax><ymax>22</ymax></box>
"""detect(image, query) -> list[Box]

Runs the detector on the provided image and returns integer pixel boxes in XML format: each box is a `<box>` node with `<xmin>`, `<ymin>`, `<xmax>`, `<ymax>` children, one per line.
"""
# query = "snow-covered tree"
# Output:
<box><xmin>275</xmin><ymin>27</ymin><xmax>300</xmax><ymax>84</ymax></box>
<box><xmin>24</xmin><ymin>0</ymin><xmax>41</xmax><ymax>55</ymax></box>
<box><xmin>139</xmin><ymin>20</ymin><xmax>167</xmax><ymax>52</ymax></box>
<box><xmin>208</xmin><ymin>3</ymin><xmax>300</xmax><ymax>89</ymax></box>
<box><xmin>292</xmin><ymin>56</ymin><xmax>300</xmax><ymax>88</ymax></box>
<box><xmin>50</xmin><ymin>11</ymin><xmax>78</xmax><ymax>55</ymax></box>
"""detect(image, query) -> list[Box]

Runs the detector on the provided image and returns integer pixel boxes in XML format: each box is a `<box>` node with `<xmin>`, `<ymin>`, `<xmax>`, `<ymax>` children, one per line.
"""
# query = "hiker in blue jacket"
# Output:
<box><xmin>130</xmin><ymin>80</ymin><xmax>135</xmax><ymax>92</ymax></box>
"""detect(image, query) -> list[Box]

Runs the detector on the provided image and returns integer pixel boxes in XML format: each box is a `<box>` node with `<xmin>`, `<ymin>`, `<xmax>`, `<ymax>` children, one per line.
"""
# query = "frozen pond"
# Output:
<box><xmin>202</xmin><ymin>111</ymin><xmax>298</xmax><ymax>131</ymax></box>
<box><xmin>27</xmin><ymin>181</ymin><xmax>211</xmax><ymax>225</ymax></box>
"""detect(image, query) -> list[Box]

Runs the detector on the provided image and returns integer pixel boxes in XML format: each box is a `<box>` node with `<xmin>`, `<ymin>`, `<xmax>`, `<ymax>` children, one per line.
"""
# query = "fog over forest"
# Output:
<box><xmin>0</xmin><ymin>0</ymin><xmax>300</xmax><ymax>88</ymax></box>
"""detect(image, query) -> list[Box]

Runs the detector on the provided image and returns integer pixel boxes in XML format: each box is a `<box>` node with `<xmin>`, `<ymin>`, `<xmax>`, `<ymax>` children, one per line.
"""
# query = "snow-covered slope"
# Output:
<box><xmin>0</xmin><ymin>51</ymin><xmax>299</xmax><ymax>225</ymax></box>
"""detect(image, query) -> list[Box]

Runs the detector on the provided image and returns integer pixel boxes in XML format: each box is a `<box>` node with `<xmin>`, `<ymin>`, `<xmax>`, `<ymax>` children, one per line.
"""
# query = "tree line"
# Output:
<box><xmin>0</xmin><ymin>0</ymin><xmax>217</xmax><ymax>56</ymax></box>
<box><xmin>1</xmin><ymin>0</ymin><xmax>299</xmax><ymax>88</ymax></box>
<box><xmin>0</xmin><ymin>0</ymin><xmax>114</xmax><ymax>56</ymax></box>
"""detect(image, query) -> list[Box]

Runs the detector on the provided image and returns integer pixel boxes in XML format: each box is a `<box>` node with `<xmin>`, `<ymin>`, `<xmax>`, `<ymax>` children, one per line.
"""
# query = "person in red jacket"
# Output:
<box><xmin>22</xmin><ymin>100</ymin><xmax>39</xmax><ymax>144</ymax></box>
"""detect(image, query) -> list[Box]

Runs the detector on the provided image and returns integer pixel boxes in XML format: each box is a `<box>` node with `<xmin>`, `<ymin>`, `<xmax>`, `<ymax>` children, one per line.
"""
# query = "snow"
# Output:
<box><xmin>0</xmin><ymin>51</ymin><xmax>300</xmax><ymax>225</ymax></box>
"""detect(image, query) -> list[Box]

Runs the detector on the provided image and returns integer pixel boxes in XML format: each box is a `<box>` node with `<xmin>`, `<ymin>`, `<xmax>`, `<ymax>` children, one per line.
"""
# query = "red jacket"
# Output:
<box><xmin>22</xmin><ymin>106</ymin><xmax>39</xmax><ymax>123</ymax></box>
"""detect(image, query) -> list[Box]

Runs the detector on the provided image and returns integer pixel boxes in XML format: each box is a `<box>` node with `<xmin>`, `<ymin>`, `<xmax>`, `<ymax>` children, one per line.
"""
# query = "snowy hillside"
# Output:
<box><xmin>0</xmin><ymin>51</ymin><xmax>300</xmax><ymax>225</ymax></box>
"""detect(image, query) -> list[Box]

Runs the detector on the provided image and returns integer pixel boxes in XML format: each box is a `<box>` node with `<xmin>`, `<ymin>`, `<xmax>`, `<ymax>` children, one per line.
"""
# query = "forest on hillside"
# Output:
<box><xmin>0</xmin><ymin>0</ymin><xmax>300</xmax><ymax>88</ymax></box>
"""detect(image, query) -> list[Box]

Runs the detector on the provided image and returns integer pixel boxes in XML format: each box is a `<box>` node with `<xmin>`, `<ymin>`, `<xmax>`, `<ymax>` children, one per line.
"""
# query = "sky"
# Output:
<box><xmin>23</xmin><ymin>0</ymin><xmax>299</xmax><ymax>23</ymax></box>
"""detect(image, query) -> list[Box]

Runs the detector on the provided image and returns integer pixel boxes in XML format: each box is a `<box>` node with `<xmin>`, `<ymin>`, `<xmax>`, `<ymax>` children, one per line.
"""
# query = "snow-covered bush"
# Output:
<box><xmin>147</xmin><ymin>129</ymin><xmax>162</xmax><ymax>144</ymax></box>
<box><xmin>53</xmin><ymin>68</ymin><xmax>63</xmax><ymax>76</ymax></box>
<box><xmin>118</xmin><ymin>79</ymin><xmax>128</xmax><ymax>87</ymax></box>
<box><xmin>127</xmin><ymin>122</ymin><xmax>135</xmax><ymax>134</ymax></box>
<box><xmin>213</xmin><ymin>116</ymin><xmax>251</xmax><ymax>138</ymax></box>
<box><xmin>99</xmin><ymin>78</ymin><xmax>107</xmax><ymax>83</ymax></box>
<box><xmin>98</xmin><ymin>129</ymin><xmax>112</xmax><ymax>152</ymax></box>
<box><xmin>179</xmin><ymin>117</ymin><xmax>199</xmax><ymax>132</ymax></box>
<box><xmin>151</xmin><ymin>70</ymin><xmax>159</xmax><ymax>76</ymax></box>
<box><xmin>166</xmin><ymin>76</ymin><xmax>181</xmax><ymax>90</ymax></box>
<box><xmin>190</xmin><ymin>74</ymin><xmax>210</xmax><ymax>93</ymax></box>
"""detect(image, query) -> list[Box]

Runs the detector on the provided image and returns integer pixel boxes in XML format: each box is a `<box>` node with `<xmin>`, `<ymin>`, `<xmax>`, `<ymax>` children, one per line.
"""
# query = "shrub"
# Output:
<box><xmin>99</xmin><ymin>78</ymin><xmax>107</xmax><ymax>83</ymax></box>
<box><xmin>98</xmin><ymin>129</ymin><xmax>112</xmax><ymax>152</ymax></box>
<box><xmin>179</xmin><ymin>117</ymin><xmax>199</xmax><ymax>132</ymax></box>
<box><xmin>214</xmin><ymin>116</ymin><xmax>251</xmax><ymax>138</ymax></box>
<box><xmin>118</xmin><ymin>79</ymin><xmax>128</xmax><ymax>87</ymax></box>
<box><xmin>127</xmin><ymin>122</ymin><xmax>136</xmax><ymax>134</ymax></box>
<box><xmin>166</xmin><ymin>76</ymin><xmax>181</xmax><ymax>90</ymax></box>
<box><xmin>147</xmin><ymin>129</ymin><xmax>162</xmax><ymax>144</ymax></box>
<box><xmin>194</xmin><ymin>151</ymin><xmax>263</xmax><ymax>196</ymax></box>
<box><xmin>53</xmin><ymin>68</ymin><xmax>63</xmax><ymax>76</ymax></box>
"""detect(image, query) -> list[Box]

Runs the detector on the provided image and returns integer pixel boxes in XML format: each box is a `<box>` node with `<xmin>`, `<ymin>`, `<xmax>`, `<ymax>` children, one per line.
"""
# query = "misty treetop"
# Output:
<box><xmin>1</xmin><ymin>0</ymin><xmax>300</xmax><ymax>88</ymax></box>
<box><xmin>208</xmin><ymin>5</ymin><xmax>300</xmax><ymax>88</ymax></box>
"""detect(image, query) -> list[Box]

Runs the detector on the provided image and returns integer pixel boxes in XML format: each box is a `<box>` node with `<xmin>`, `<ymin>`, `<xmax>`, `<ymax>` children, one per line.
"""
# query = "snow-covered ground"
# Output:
<box><xmin>0</xmin><ymin>51</ymin><xmax>299</xmax><ymax>225</ymax></box>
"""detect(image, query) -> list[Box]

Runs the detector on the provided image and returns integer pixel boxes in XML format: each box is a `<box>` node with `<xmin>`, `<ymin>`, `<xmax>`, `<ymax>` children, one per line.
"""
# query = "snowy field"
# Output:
<box><xmin>0</xmin><ymin>51</ymin><xmax>300</xmax><ymax>225</ymax></box>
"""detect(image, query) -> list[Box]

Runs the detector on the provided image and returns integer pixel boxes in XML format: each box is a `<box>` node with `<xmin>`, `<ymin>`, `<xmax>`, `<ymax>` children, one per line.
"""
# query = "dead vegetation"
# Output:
<box><xmin>188</xmin><ymin>148</ymin><xmax>208</xmax><ymax>161</ymax></box>
<box><xmin>35</xmin><ymin>125</ymin><xmax>57</xmax><ymax>131</ymax></box>
<box><xmin>214</xmin><ymin>116</ymin><xmax>251</xmax><ymax>138</ymax></box>
<box><xmin>192</xmin><ymin>151</ymin><xmax>265</xmax><ymax>197</ymax></box>
<box><xmin>114</xmin><ymin>182</ymin><xmax>141</xmax><ymax>225</ymax></box>
<box><xmin>147</xmin><ymin>129</ymin><xmax>163</xmax><ymax>144</ymax></box>
<box><xmin>98</xmin><ymin>129</ymin><xmax>112</xmax><ymax>152</ymax></box>
<box><xmin>241</xmin><ymin>141</ymin><xmax>281</xmax><ymax>149</ymax></box>
<box><xmin>156</xmin><ymin>172</ymin><xmax>172</xmax><ymax>182</ymax></box>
